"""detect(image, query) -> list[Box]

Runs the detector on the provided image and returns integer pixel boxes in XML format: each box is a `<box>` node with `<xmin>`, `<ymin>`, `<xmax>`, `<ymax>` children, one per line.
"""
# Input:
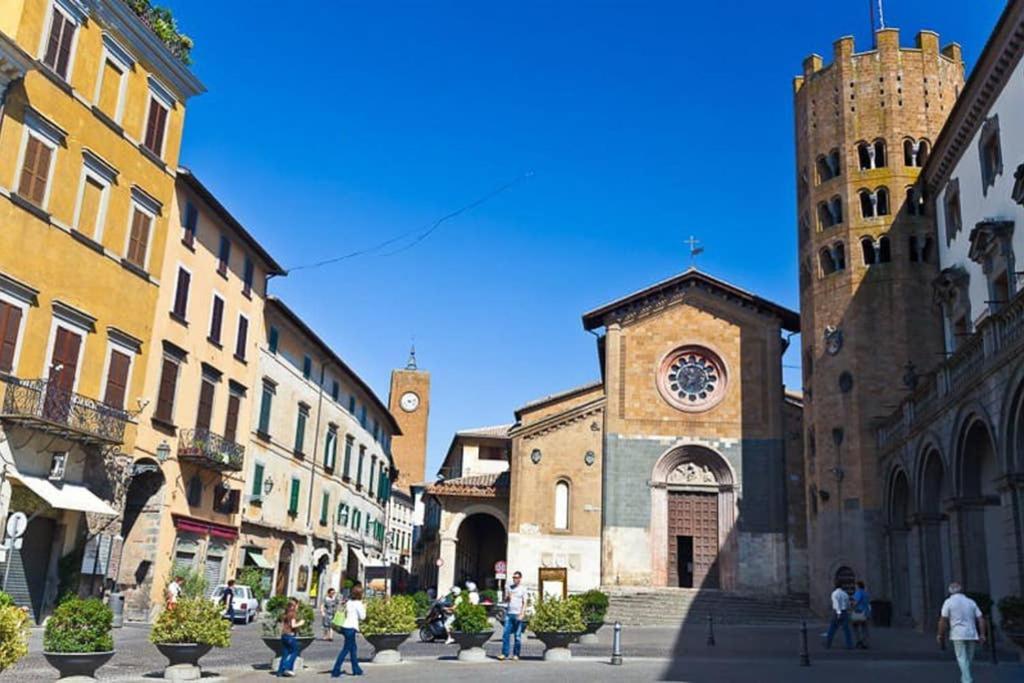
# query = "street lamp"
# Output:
<box><xmin>263</xmin><ymin>477</ymin><xmax>274</xmax><ymax>495</ymax></box>
<box><xmin>155</xmin><ymin>440</ymin><xmax>171</xmax><ymax>463</ymax></box>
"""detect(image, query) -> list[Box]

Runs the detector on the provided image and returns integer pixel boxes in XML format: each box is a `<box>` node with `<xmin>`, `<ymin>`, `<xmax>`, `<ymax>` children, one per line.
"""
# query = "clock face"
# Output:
<box><xmin>400</xmin><ymin>391</ymin><xmax>420</xmax><ymax>412</ymax></box>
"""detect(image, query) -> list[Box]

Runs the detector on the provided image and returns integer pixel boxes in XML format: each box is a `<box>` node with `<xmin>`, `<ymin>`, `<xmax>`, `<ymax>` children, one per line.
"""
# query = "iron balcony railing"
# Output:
<box><xmin>0</xmin><ymin>377</ymin><xmax>130</xmax><ymax>445</ymax></box>
<box><xmin>178</xmin><ymin>427</ymin><xmax>244</xmax><ymax>472</ymax></box>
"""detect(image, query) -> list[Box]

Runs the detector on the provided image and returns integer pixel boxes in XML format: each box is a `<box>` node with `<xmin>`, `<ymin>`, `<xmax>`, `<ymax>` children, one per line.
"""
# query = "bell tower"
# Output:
<box><xmin>388</xmin><ymin>347</ymin><xmax>431</xmax><ymax>494</ymax></box>
<box><xmin>793</xmin><ymin>28</ymin><xmax>964</xmax><ymax>609</ymax></box>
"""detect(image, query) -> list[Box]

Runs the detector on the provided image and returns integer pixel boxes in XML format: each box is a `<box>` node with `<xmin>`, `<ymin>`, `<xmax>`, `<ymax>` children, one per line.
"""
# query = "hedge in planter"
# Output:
<box><xmin>531</xmin><ymin>597</ymin><xmax>585</xmax><ymax>634</ymax></box>
<box><xmin>150</xmin><ymin>597</ymin><xmax>231</xmax><ymax>647</ymax></box>
<box><xmin>411</xmin><ymin>591</ymin><xmax>431</xmax><ymax>620</ymax></box>
<box><xmin>575</xmin><ymin>590</ymin><xmax>609</xmax><ymax>625</ymax></box>
<box><xmin>44</xmin><ymin>597</ymin><xmax>114</xmax><ymax>653</ymax></box>
<box><xmin>453</xmin><ymin>600</ymin><xmax>489</xmax><ymax>633</ymax></box>
<box><xmin>363</xmin><ymin>597</ymin><xmax>417</xmax><ymax>636</ymax></box>
<box><xmin>0</xmin><ymin>595</ymin><xmax>28</xmax><ymax>673</ymax></box>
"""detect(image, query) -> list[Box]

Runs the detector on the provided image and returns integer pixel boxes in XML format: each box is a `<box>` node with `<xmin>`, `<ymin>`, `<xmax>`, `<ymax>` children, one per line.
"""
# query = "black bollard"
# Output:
<box><xmin>799</xmin><ymin>620</ymin><xmax>810</xmax><ymax>667</ymax></box>
<box><xmin>706</xmin><ymin>614</ymin><xmax>715</xmax><ymax>646</ymax></box>
<box><xmin>611</xmin><ymin>621</ymin><xmax>623</xmax><ymax>665</ymax></box>
<box><xmin>990</xmin><ymin>621</ymin><xmax>998</xmax><ymax>665</ymax></box>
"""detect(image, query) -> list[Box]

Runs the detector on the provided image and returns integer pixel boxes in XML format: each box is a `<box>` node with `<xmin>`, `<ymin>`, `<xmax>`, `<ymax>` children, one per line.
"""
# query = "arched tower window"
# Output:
<box><xmin>818</xmin><ymin>198</ymin><xmax>843</xmax><ymax>229</ymax></box>
<box><xmin>906</xmin><ymin>186</ymin><xmax>925</xmax><ymax>216</ymax></box>
<box><xmin>878</xmin><ymin>236</ymin><xmax>891</xmax><ymax>262</ymax></box>
<box><xmin>554</xmin><ymin>480</ymin><xmax>570</xmax><ymax>530</ymax></box>
<box><xmin>859</xmin><ymin>187</ymin><xmax>890</xmax><ymax>218</ymax></box>
<box><xmin>904</xmin><ymin>138</ymin><xmax>930</xmax><ymax>168</ymax></box>
<box><xmin>833</xmin><ymin>242</ymin><xmax>846</xmax><ymax>270</ymax></box>
<box><xmin>820</xmin><ymin>247</ymin><xmax>836</xmax><ymax>276</ymax></box>
<box><xmin>861</xmin><ymin>237</ymin><xmax>877</xmax><ymax>265</ymax></box>
<box><xmin>874</xmin><ymin>139</ymin><xmax>887</xmax><ymax>168</ymax></box>
<box><xmin>857</xmin><ymin>140</ymin><xmax>887</xmax><ymax>170</ymax></box>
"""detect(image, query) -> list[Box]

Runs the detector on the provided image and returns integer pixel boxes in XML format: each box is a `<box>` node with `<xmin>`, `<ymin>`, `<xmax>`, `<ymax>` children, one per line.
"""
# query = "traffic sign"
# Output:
<box><xmin>6</xmin><ymin>512</ymin><xmax>27</xmax><ymax>540</ymax></box>
<box><xmin>494</xmin><ymin>560</ymin><xmax>506</xmax><ymax>575</ymax></box>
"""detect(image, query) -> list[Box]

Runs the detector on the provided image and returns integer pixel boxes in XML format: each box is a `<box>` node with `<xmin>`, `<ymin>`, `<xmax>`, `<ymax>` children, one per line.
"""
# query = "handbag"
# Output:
<box><xmin>850</xmin><ymin>611</ymin><xmax>867</xmax><ymax>624</ymax></box>
<box><xmin>331</xmin><ymin>608</ymin><xmax>346</xmax><ymax>632</ymax></box>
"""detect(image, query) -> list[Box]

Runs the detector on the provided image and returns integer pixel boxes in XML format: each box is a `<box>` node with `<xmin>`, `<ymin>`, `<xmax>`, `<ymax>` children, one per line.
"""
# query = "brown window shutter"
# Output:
<box><xmin>155</xmin><ymin>358</ymin><xmax>178</xmax><ymax>423</ymax></box>
<box><xmin>128</xmin><ymin>210</ymin><xmax>151</xmax><ymax>267</ymax></box>
<box><xmin>55</xmin><ymin>16</ymin><xmax>75</xmax><ymax>78</ymax></box>
<box><xmin>19</xmin><ymin>137</ymin><xmax>52</xmax><ymax>206</ymax></box>
<box><xmin>49</xmin><ymin>328</ymin><xmax>81</xmax><ymax>392</ymax></box>
<box><xmin>173</xmin><ymin>268</ymin><xmax>190</xmax><ymax>318</ymax></box>
<box><xmin>209</xmin><ymin>297</ymin><xmax>223</xmax><ymax>342</ymax></box>
<box><xmin>145</xmin><ymin>100</ymin><xmax>168</xmax><ymax>154</ymax></box>
<box><xmin>103</xmin><ymin>350</ymin><xmax>131</xmax><ymax>409</ymax></box>
<box><xmin>196</xmin><ymin>379</ymin><xmax>214</xmax><ymax>431</ymax></box>
<box><xmin>0</xmin><ymin>302</ymin><xmax>22</xmax><ymax>373</ymax></box>
<box><xmin>235</xmin><ymin>316</ymin><xmax>248</xmax><ymax>359</ymax></box>
<box><xmin>227</xmin><ymin>489</ymin><xmax>240</xmax><ymax>514</ymax></box>
<box><xmin>224</xmin><ymin>393</ymin><xmax>240</xmax><ymax>444</ymax></box>
<box><xmin>42</xmin><ymin>12</ymin><xmax>63</xmax><ymax>70</ymax></box>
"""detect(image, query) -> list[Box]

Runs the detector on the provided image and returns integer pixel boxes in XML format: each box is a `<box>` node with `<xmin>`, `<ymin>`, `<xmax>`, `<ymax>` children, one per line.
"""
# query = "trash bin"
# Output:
<box><xmin>109</xmin><ymin>592</ymin><xmax>125</xmax><ymax>628</ymax></box>
<box><xmin>870</xmin><ymin>599</ymin><xmax>891</xmax><ymax>627</ymax></box>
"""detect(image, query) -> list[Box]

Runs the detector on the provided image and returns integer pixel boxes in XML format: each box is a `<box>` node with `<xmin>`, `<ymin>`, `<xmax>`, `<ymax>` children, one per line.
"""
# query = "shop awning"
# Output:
<box><xmin>173</xmin><ymin>515</ymin><xmax>239</xmax><ymax>540</ymax></box>
<box><xmin>10</xmin><ymin>473</ymin><xmax>116</xmax><ymax>516</ymax></box>
<box><xmin>348</xmin><ymin>545</ymin><xmax>368</xmax><ymax>568</ymax></box>
<box><xmin>245</xmin><ymin>548</ymin><xmax>273</xmax><ymax>570</ymax></box>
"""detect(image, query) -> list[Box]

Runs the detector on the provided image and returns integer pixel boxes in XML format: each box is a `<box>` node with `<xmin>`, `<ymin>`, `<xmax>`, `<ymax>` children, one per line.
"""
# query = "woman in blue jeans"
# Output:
<box><xmin>277</xmin><ymin>599</ymin><xmax>305</xmax><ymax>677</ymax></box>
<box><xmin>331</xmin><ymin>585</ymin><xmax>366</xmax><ymax>677</ymax></box>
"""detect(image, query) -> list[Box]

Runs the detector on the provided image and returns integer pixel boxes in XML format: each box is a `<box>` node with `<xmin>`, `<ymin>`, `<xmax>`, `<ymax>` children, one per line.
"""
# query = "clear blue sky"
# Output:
<box><xmin>162</xmin><ymin>1</ymin><xmax>1001</xmax><ymax>478</ymax></box>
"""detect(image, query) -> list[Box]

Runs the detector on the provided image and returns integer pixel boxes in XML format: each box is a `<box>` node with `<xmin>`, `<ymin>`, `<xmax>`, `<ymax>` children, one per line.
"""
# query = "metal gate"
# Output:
<box><xmin>667</xmin><ymin>492</ymin><xmax>719</xmax><ymax>589</ymax></box>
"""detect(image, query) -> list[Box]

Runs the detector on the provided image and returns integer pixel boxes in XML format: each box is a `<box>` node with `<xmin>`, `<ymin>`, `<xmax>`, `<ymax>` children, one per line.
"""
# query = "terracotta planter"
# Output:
<box><xmin>43</xmin><ymin>650</ymin><xmax>114</xmax><ymax>680</ymax></box>
<box><xmin>259</xmin><ymin>636</ymin><xmax>315</xmax><ymax>657</ymax></box>
<box><xmin>155</xmin><ymin>642</ymin><xmax>213</xmax><ymax>667</ymax></box>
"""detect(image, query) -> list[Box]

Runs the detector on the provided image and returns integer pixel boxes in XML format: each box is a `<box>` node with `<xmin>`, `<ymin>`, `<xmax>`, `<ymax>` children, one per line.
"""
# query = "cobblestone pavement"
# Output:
<box><xmin>8</xmin><ymin>619</ymin><xmax>1022</xmax><ymax>681</ymax></box>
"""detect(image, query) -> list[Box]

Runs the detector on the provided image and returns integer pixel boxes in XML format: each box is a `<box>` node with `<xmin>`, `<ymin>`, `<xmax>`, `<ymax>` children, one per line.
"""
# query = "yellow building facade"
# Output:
<box><xmin>0</xmin><ymin>0</ymin><xmax>202</xmax><ymax>621</ymax></box>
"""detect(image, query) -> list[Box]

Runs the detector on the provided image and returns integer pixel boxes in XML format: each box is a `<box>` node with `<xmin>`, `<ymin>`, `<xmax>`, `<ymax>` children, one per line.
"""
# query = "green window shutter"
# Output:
<box><xmin>368</xmin><ymin>460</ymin><xmax>376</xmax><ymax>496</ymax></box>
<box><xmin>343</xmin><ymin>438</ymin><xmax>352</xmax><ymax>478</ymax></box>
<box><xmin>258</xmin><ymin>387</ymin><xmax>272</xmax><ymax>434</ymax></box>
<box><xmin>320</xmin><ymin>492</ymin><xmax>329</xmax><ymax>525</ymax></box>
<box><xmin>268</xmin><ymin>326</ymin><xmax>279</xmax><ymax>353</ymax></box>
<box><xmin>289</xmin><ymin>478</ymin><xmax>300</xmax><ymax>515</ymax></box>
<box><xmin>252</xmin><ymin>463</ymin><xmax>264</xmax><ymax>497</ymax></box>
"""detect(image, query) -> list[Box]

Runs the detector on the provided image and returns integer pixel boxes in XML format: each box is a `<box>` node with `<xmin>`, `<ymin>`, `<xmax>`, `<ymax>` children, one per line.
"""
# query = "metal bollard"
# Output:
<box><xmin>990</xmin><ymin>621</ymin><xmax>998</xmax><ymax>665</ymax></box>
<box><xmin>799</xmin><ymin>620</ymin><xmax>810</xmax><ymax>667</ymax></box>
<box><xmin>706</xmin><ymin>614</ymin><xmax>715</xmax><ymax>646</ymax></box>
<box><xmin>611</xmin><ymin>621</ymin><xmax>623</xmax><ymax>665</ymax></box>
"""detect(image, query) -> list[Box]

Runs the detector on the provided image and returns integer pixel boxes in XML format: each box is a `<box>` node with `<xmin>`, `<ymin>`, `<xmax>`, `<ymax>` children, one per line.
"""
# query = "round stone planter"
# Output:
<box><xmin>452</xmin><ymin>631</ymin><xmax>492</xmax><ymax>662</ymax></box>
<box><xmin>579</xmin><ymin>621</ymin><xmax>603</xmax><ymax>644</ymax></box>
<box><xmin>43</xmin><ymin>650</ymin><xmax>115</xmax><ymax>681</ymax></box>
<box><xmin>364</xmin><ymin>632</ymin><xmax>410</xmax><ymax>664</ymax></box>
<box><xmin>154</xmin><ymin>643</ymin><xmax>213</xmax><ymax>681</ymax></box>
<box><xmin>533</xmin><ymin>631</ymin><xmax>583</xmax><ymax>661</ymax></box>
<box><xmin>260</xmin><ymin>636</ymin><xmax>315</xmax><ymax>671</ymax></box>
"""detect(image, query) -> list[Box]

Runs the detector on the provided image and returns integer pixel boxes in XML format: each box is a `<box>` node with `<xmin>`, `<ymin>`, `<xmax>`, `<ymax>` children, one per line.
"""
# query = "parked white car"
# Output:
<box><xmin>209</xmin><ymin>584</ymin><xmax>257</xmax><ymax>624</ymax></box>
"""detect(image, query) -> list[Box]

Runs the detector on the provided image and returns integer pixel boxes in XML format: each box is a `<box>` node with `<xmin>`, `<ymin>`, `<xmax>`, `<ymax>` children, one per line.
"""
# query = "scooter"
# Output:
<box><xmin>419</xmin><ymin>601</ymin><xmax>451</xmax><ymax>643</ymax></box>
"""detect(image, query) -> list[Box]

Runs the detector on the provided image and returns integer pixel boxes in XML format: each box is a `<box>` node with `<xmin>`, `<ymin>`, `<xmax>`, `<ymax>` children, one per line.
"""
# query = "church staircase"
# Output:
<box><xmin>603</xmin><ymin>588</ymin><xmax>814</xmax><ymax>626</ymax></box>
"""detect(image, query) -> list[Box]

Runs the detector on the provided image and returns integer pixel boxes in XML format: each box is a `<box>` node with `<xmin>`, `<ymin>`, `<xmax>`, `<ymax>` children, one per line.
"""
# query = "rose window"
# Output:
<box><xmin>657</xmin><ymin>346</ymin><xmax>728</xmax><ymax>412</ymax></box>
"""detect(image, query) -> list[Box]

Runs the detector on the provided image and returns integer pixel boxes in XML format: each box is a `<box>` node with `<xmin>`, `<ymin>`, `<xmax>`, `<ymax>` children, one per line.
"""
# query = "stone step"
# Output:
<box><xmin>603</xmin><ymin>588</ymin><xmax>814</xmax><ymax>626</ymax></box>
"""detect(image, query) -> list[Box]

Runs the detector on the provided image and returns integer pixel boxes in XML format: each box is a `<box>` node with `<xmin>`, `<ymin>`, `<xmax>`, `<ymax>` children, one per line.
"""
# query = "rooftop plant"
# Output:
<box><xmin>43</xmin><ymin>597</ymin><xmax>113</xmax><ymax>653</ymax></box>
<box><xmin>124</xmin><ymin>0</ymin><xmax>194</xmax><ymax>64</ymax></box>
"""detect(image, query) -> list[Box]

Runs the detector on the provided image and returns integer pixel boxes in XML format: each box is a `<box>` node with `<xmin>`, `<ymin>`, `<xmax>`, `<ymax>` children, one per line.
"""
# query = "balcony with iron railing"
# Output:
<box><xmin>178</xmin><ymin>427</ymin><xmax>244</xmax><ymax>472</ymax></box>
<box><xmin>877</xmin><ymin>287</ymin><xmax>1024</xmax><ymax>454</ymax></box>
<box><xmin>0</xmin><ymin>377</ymin><xmax>130</xmax><ymax>445</ymax></box>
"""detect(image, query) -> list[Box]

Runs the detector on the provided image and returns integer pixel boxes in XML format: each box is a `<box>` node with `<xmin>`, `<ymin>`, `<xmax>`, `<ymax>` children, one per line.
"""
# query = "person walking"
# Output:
<box><xmin>277</xmin><ymin>598</ymin><xmax>305</xmax><ymax>678</ymax></box>
<box><xmin>824</xmin><ymin>580</ymin><xmax>853</xmax><ymax>650</ymax></box>
<box><xmin>938</xmin><ymin>582</ymin><xmax>987</xmax><ymax>683</ymax></box>
<box><xmin>321</xmin><ymin>588</ymin><xmax>339</xmax><ymax>642</ymax></box>
<box><xmin>850</xmin><ymin>580</ymin><xmax>871</xmax><ymax>649</ymax></box>
<box><xmin>221</xmin><ymin>579</ymin><xmax>236</xmax><ymax>626</ymax></box>
<box><xmin>498</xmin><ymin>571</ymin><xmax>527</xmax><ymax>662</ymax></box>
<box><xmin>331</xmin><ymin>585</ymin><xmax>366</xmax><ymax>678</ymax></box>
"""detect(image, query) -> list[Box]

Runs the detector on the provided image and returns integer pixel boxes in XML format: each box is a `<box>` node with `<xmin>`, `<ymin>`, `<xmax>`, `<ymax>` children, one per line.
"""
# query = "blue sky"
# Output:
<box><xmin>162</xmin><ymin>1</ymin><xmax>1002</xmax><ymax>477</ymax></box>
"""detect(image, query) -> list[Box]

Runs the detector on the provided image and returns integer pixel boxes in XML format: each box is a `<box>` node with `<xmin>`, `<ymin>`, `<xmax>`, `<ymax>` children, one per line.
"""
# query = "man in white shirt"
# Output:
<box><xmin>499</xmin><ymin>571</ymin><xmax>528</xmax><ymax>661</ymax></box>
<box><xmin>938</xmin><ymin>582</ymin><xmax>987</xmax><ymax>683</ymax></box>
<box><xmin>824</xmin><ymin>581</ymin><xmax>853</xmax><ymax>649</ymax></box>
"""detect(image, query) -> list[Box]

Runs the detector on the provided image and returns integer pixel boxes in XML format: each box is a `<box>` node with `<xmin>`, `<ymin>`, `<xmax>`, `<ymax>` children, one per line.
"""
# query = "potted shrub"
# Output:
<box><xmin>362</xmin><ymin>596</ymin><xmax>417</xmax><ymax>664</ymax></box>
<box><xmin>531</xmin><ymin>597</ymin><xmax>585</xmax><ymax>661</ymax></box>
<box><xmin>0</xmin><ymin>592</ymin><xmax>28</xmax><ymax>674</ymax></box>
<box><xmin>260</xmin><ymin>597</ymin><xmax>316</xmax><ymax>668</ymax></box>
<box><xmin>150</xmin><ymin>597</ymin><xmax>231</xmax><ymax>678</ymax></box>
<box><xmin>43</xmin><ymin>597</ymin><xmax>114</xmax><ymax>680</ymax></box>
<box><xmin>575</xmin><ymin>590</ymin><xmax>608</xmax><ymax>643</ymax></box>
<box><xmin>998</xmin><ymin>595</ymin><xmax>1024</xmax><ymax>651</ymax></box>
<box><xmin>450</xmin><ymin>600</ymin><xmax>492</xmax><ymax>662</ymax></box>
<box><xmin>412</xmin><ymin>591</ymin><xmax>431</xmax><ymax>626</ymax></box>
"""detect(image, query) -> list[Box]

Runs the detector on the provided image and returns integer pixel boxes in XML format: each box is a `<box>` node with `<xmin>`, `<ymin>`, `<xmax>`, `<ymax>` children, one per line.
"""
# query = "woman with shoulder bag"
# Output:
<box><xmin>851</xmin><ymin>581</ymin><xmax>871</xmax><ymax>649</ymax></box>
<box><xmin>331</xmin><ymin>585</ymin><xmax>366</xmax><ymax>677</ymax></box>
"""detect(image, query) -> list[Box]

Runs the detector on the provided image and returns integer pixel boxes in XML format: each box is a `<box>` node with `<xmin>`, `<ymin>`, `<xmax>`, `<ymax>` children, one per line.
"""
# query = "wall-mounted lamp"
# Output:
<box><xmin>263</xmin><ymin>477</ymin><xmax>274</xmax><ymax>495</ymax></box>
<box><xmin>155</xmin><ymin>440</ymin><xmax>171</xmax><ymax>463</ymax></box>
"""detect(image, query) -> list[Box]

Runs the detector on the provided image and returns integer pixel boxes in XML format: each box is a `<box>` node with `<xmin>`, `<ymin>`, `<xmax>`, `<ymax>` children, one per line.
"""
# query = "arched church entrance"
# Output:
<box><xmin>650</xmin><ymin>445</ymin><xmax>736</xmax><ymax>589</ymax></box>
<box><xmin>887</xmin><ymin>470</ymin><xmax>913</xmax><ymax>623</ymax></box>
<box><xmin>919</xmin><ymin>447</ymin><xmax>949</xmax><ymax>629</ymax></box>
<box><xmin>455</xmin><ymin>513</ymin><xmax>506</xmax><ymax>590</ymax></box>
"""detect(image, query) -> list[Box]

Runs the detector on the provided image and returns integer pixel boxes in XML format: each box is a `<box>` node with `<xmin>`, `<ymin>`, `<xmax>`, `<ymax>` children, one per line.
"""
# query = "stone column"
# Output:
<box><xmin>438</xmin><ymin>535</ymin><xmax>456</xmax><ymax>594</ymax></box>
<box><xmin>913</xmin><ymin>513</ymin><xmax>946</xmax><ymax>631</ymax></box>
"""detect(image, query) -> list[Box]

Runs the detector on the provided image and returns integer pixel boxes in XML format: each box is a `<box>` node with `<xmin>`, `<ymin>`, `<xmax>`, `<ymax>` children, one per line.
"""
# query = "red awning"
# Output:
<box><xmin>173</xmin><ymin>515</ymin><xmax>238</xmax><ymax>541</ymax></box>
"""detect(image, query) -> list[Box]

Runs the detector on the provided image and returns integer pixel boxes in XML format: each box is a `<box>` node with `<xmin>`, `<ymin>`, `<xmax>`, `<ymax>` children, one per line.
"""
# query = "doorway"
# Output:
<box><xmin>667</xmin><ymin>492</ymin><xmax>719</xmax><ymax>589</ymax></box>
<box><xmin>676</xmin><ymin>536</ymin><xmax>694</xmax><ymax>588</ymax></box>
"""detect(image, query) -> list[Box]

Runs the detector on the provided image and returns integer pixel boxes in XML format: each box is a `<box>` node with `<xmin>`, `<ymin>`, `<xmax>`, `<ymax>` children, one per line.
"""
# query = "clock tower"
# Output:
<box><xmin>388</xmin><ymin>347</ymin><xmax>431</xmax><ymax>494</ymax></box>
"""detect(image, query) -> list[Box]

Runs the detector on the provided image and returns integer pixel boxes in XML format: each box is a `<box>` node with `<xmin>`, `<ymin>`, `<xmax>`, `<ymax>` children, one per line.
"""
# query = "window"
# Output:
<box><xmin>235</xmin><ymin>315</ymin><xmax>249</xmax><ymax>361</ymax></box>
<box><xmin>171</xmin><ymin>267</ymin><xmax>190</xmax><ymax>320</ymax></box>
<box><xmin>343</xmin><ymin>435</ymin><xmax>354</xmax><ymax>479</ymax></box>
<box><xmin>834</xmin><ymin>242</ymin><xmax>846</xmax><ymax>270</ymax></box>
<box><xmin>41</xmin><ymin>3</ymin><xmax>77</xmax><ymax>80</ymax></box>
<box><xmin>861</xmin><ymin>236</ymin><xmax>891</xmax><ymax>265</ymax></box>
<box><xmin>359</xmin><ymin>405</ymin><xmax>367</xmax><ymax>428</ymax></box>
<box><xmin>820</xmin><ymin>243</ymin><xmax>845</xmax><ymax>276</ymax></box>
<box><xmin>243</xmin><ymin>257</ymin><xmax>254</xmax><ymax>296</ymax></box>
<box><xmin>288</xmin><ymin>478</ymin><xmax>300</xmax><ymax>516</ymax></box>
<box><xmin>0</xmin><ymin>300</ymin><xmax>25</xmax><ymax>374</ymax></box>
<box><xmin>816</xmin><ymin>148</ymin><xmax>840</xmax><ymax>183</ymax></box>
<box><xmin>126</xmin><ymin>205</ymin><xmax>154</xmax><ymax>269</ymax></box>
<box><xmin>338</xmin><ymin>503</ymin><xmax>349</xmax><ymax>525</ymax></box>
<box><xmin>302</xmin><ymin>355</ymin><xmax>312</xmax><ymax>380</ymax></box>
<box><xmin>294</xmin><ymin>403</ymin><xmax>309</xmax><ymax>455</ymax></box>
<box><xmin>208</xmin><ymin>294</ymin><xmax>224</xmax><ymax>344</ymax></box>
<box><xmin>268</xmin><ymin>326</ymin><xmax>279</xmax><ymax>354</ymax></box>
<box><xmin>817</xmin><ymin>197</ymin><xmax>842</xmax><ymax>229</ymax></box>
<box><xmin>18</xmin><ymin>133</ymin><xmax>55</xmax><ymax>208</ymax></box>
<box><xmin>251</xmin><ymin>462</ymin><xmax>264</xmax><ymax>498</ymax></box>
<box><xmin>195</xmin><ymin>376</ymin><xmax>215</xmax><ymax>431</ymax></box>
<box><xmin>352</xmin><ymin>509</ymin><xmax>361</xmax><ymax>531</ymax></box>
<box><xmin>102</xmin><ymin>348</ymin><xmax>131</xmax><ymax>409</ymax></box>
<box><xmin>357</xmin><ymin>445</ymin><xmax>366</xmax><ymax>488</ymax></box>
<box><xmin>324</xmin><ymin>425</ymin><xmax>338</xmax><ymax>471</ymax></box>
<box><xmin>74</xmin><ymin>166</ymin><xmax>110</xmax><ymax>240</ymax></box>
<box><xmin>857</xmin><ymin>139</ymin><xmax>886</xmax><ymax>170</ymax></box>
<box><xmin>154</xmin><ymin>356</ymin><xmax>180</xmax><ymax>424</ymax></box>
<box><xmin>217</xmin><ymin>236</ymin><xmax>231</xmax><ymax>276</ymax></box>
<box><xmin>859</xmin><ymin>187</ymin><xmax>890</xmax><ymax>218</ymax></box>
<box><xmin>186</xmin><ymin>475</ymin><xmax>202</xmax><ymax>507</ymax></box>
<box><xmin>257</xmin><ymin>380</ymin><xmax>274</xmax><ymax>436</ymax></box>
<box><xmin>143</xmin><ymin>96</ymin><xmax>169</xmax><ymax>157</ymax></box>
<box><xmin>554</xmin><ymin>480</ymin><xmax>570</xmax><ymax>530</ymax></box>
<box><xmin>221</xmin><ymin>386</ymin><xmax>241</xmax><ymax>442</ymax></box>
<box><xmin>905</xmin><ymin>186</ymin><xmax>925</xmax><ymax>217</ymax></box>
<box><xmin>95</xmin><ymin>51</ymin><xmax>126</xmax><ymax>122</ymax></box>
<box><xmin>331</xmin><ymin>380</ymin><xmax>340</xmax><ymax>402</ymax></box>
<box><xmin>348</xmin><ymin>395</ymin><xmax>356</xmax><ymax>414</ymax></box>
<box><xmin>182</xmin><ymin>202</ymin><xmax>198</xmax><ymax>248</ymax></box>
<box><xmin>904</xmin><ymin>138</ymin><xmax>929</xmax><ymax>168</ymax></box>
<box><xmin>320</xmin><ymin>491</ymin><xmax>330</xmax><ymax>526</ymax></box>
<box><xmin>979</xmin><ymin>115</ymin><xmax>1002</xmax><ymax>195</ymax></box>
<box><xmin>369</xmin><ymin>457</ymin><xmax>377</xmax><ymax>496</ymax></box>
<box><xmin>909</xmin><ymin>235</ymin><xmax>934</xmax><ymax>263</ymax></box>
<box><xmin>944</xmin><ymin>178</ymin><xmax>962</xmax><ymax>244</ymax></box>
